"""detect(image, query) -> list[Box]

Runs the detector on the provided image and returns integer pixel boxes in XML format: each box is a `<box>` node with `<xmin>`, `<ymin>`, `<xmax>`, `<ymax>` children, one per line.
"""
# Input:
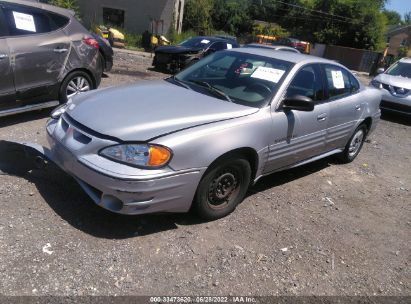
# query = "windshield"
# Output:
<box><xmin>386</xmin><ymin>62</ymin><xmax>411</xmax><ymax>78</ymax></box>
<box><xmin>178</xmin><ymin>37</ymin><xmax>212</xmax><ymax>49</ymax></box>
<box><xmin>173</xmin><ymin>51</ymin><xmax>294</xmax><ymax>108</ymax></box>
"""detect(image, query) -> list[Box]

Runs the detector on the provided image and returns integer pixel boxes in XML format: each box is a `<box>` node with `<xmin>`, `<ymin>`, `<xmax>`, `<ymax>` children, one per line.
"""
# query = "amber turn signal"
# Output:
<box><xmin>148</xmin><ymin>145</ymin><xmax>171</xmax><ymax>167</ymax></box>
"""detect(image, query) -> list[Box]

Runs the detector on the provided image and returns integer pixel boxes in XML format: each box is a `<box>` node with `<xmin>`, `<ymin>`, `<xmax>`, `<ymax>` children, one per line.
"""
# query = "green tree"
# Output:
<box><xmin>383</xmin><ymin>9</ymin><xmax>402</xmax><ymax>25</ymax></box>
<box><xmin>248</xmin><ymin>0</ymin><xmax>387</xmax><ymax>51</ymax></box>
<box><xmin>404</xmin><ymin>11</ymin><xmax>411</xmax><ymax>24</ymax></box>
<box><xmin>211</xmin><ymin>0</ymin><xmax>252</xmax><ymax>36</ymax></box>
<box><xmin>48</xmin><ymin>0</ymin><xmax>80</xmax><ymax>18</ymax></box>
<box><xmin>183</xmin><ymin>0</ymin><xmax>213</xmax><ymax>35</ymax></box>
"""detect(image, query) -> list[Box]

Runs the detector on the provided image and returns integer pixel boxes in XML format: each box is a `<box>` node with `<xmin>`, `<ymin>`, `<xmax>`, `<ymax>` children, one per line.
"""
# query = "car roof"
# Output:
<box><xmin>399</xmin><ymin>57</ymin><xmax>411</xmax><ymax>64</ymax></box>
<box><xmin>244</xmin><ymin>44</ymin><xmax>300</xmax><ymax>52</ymax></box>
<box><xmin>229</xmin><ymin>47</ymin><xmax>338</xmax><ymax>65</ymax></box>
<box><xmin>193</xmin><ymin>36</ymin><xmax>236</xmax><ymax>43</ymax></box>
<box><xmin>0</xmin><ymin>0</ymin><xmax>75</xmax><ymax>17</ymax></box>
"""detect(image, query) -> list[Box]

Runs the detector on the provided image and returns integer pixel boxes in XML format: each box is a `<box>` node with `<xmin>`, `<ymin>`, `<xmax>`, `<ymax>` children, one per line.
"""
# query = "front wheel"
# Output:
<box><xmin>338</xmin><ymin>124</ymin><xmax>367</xmax><ymax>163</ymax></box>
<box><xmin>194</xmin><ymin>158</ymin><xmax>251</xmax><ymax>220</ymax></box>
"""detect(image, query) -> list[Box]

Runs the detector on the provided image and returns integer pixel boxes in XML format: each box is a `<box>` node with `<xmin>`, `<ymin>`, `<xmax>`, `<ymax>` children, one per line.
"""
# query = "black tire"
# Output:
<box><xmin>194</xmin><ymin>157</ymin><xmax>251</xmax><ymax>220</ymax></box>
<box><xmin>59</xmin><ymin>71</ymin><xmax>93</xmax><ymax>104</ymax></box>
<box><xmin>338</xmin><ymin>124</ymin><xmax>367</xmax><ymax>163</ymax></box>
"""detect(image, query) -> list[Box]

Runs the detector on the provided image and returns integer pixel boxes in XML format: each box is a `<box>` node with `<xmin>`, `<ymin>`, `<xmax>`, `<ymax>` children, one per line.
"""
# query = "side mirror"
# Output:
<box><xmin>377</xmin><ymin>68</ymin><xmax>385</xmax><ymax>74</ymax></box>
<box><xmin>283</xmin><ymin>95</ymin><xmax>314</xmax><ymax>111</ymax></box>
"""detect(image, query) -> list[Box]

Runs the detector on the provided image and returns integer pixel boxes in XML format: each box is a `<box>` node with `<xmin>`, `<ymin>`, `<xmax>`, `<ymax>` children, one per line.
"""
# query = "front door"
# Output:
<box><xmin>264</xmin><ymin>64</ymin><xmax>329</xmax><ymax>173</ymax></box>
<box><xmin>2</xmin><ymin>2</ymin><xmax>70</xmax><ymax>104</ymax></box>
<box><xmin>0</xmin><ymin>7</ymin><xmax>17</xmax><ymax>112</ymax></box>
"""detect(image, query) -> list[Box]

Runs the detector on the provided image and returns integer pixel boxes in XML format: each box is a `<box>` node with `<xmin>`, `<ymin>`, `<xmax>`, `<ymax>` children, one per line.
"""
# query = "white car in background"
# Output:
<box><xmin>371</xmin><ymin>57</ymin><xmax>411</xmax><ymax>117</ymax></box>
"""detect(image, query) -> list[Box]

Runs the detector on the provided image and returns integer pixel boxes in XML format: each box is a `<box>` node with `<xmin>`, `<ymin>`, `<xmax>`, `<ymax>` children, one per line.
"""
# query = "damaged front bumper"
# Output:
<box><xmin>45</xmin><ymin>117</ymin><xmax>206</xmax><ymax>215</ymax></box>
<box><xmin>1</xmin><ymin>117</ymin><xmax>206</xmax><ymax>215</ymax></box>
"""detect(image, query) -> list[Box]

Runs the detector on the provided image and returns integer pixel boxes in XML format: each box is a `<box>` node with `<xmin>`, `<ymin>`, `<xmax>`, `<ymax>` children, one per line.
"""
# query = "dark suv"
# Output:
<box><xmin>0</xmin><ymin>0</ymin><xmax>102</xmax><ymax>117</ymax></box>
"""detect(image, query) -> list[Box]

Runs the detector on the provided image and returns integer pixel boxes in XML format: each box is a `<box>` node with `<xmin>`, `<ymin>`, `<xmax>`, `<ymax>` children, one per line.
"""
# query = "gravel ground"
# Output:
<box><xmin>0</xmin><ymin>50</ymin><xmax>410</xmax><ymax>297</ymax></box>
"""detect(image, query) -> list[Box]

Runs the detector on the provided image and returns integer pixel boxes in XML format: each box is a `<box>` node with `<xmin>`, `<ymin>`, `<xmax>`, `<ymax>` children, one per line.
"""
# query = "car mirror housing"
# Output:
<box><xmin>377</xmin><ymin>68</ymin><xmax>385</xmax><ymax>74</ymax></box>
<box><xmin>282</xmin><ymin>95</ymin><xmax>314</xmax><ymax>111</ymax></box>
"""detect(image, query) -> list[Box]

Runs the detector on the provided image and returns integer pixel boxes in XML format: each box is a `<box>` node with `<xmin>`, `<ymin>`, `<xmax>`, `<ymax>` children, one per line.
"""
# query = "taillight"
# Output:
<box><xmin>83</xmin><ymin>37</ymin><xmax>99</xmax><ymax>49</ymax></box>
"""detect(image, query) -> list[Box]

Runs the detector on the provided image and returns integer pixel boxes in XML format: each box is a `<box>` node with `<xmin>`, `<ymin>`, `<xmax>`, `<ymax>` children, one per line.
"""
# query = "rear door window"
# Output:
<box><xmin>211</xmin><ymin>41</ymin><xmax>227</xmax><ymax>51</ymax></box>
<box><xmin>323</xmin><ymin>64</ymin><xmax>352</xmax><ymax>99</ymax></box>
<box><xmin>349</xmin><ymin>73</ymin><xmax>360</xmax><ymax>93</ymax></box>
<box><xmin>2</xmin><ymin>4</ymin><xmax>69</xmax><ymax>36</ymax></box>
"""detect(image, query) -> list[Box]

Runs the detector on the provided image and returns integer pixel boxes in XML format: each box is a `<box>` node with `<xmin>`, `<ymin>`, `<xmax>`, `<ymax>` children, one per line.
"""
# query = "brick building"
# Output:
<box><xmin>387</xmin><ymin>25</ymin><xmax>411</xmax><ymax>56</ymax></box>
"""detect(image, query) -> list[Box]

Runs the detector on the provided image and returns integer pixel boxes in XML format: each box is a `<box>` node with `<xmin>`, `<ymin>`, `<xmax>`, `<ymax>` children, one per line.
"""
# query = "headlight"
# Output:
<box><xmin>99</xmin><ymin>144</ymin><xmax>172</xmax><ymax>168</ymax></box>
<box><xmin>50</xmin><ymin>99</ymin><xmax>72</xmax><ymax>119</ymax></box>
<box><xmin>370</xmin><ymin>80</ymin><xmax>382</xmax><ymax>89</ymax></box>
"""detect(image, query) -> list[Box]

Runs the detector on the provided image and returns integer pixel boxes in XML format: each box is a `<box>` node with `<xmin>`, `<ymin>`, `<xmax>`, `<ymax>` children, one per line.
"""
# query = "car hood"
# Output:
<box><xmin>374</xmin><ymin>74</ymin><xmax>411</xmax><ymax>89</ymax></box>
<box><xmin>66</xmin><ymin>81</ymin><xmax>258</xmax><ymax>141</ymax></box>
<box><xmin>155</xmin><ymin>45</ymin><xmax>203</xmax><ymax>54</ymax></box>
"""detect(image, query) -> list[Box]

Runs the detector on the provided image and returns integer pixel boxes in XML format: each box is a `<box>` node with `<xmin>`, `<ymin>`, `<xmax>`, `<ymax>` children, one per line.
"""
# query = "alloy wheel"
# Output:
<box><xmin>348</xmin><ymin>129</ymin><xmax>365</xmax><ymax>158</ymax></box>
<box><xmin>66</xmin><ymin>76</ymin><xmax>91</xmax><ymax>99</ymax></box>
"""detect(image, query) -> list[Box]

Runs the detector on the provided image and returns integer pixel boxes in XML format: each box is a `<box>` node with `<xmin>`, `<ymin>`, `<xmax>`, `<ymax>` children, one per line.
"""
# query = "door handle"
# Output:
<box><xmin>355</xmin><ymin>105</ymin><xmax>361</xmax><ymax>111</ymax></box>
<box><xmin>317</xmin><ymin>113</ymin><xmax>327</xmax><ymax>121</ymax></box>
<box><xmin>0</xmin><ymin>54</ymin><xmax>8</xmax><ymax>59</ymax></box>
<box><xmin>53</xmin><ymin>48</ymin><xmax>68</xmax><ymax>53</ymax></box>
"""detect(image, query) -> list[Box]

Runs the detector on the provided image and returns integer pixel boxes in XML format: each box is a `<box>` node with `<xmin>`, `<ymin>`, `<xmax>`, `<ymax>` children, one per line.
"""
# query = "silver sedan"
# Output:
<box><xmin>38</xmin><ymin>48</ymin><xmax>381</xmax><ymax>220</ymax></box>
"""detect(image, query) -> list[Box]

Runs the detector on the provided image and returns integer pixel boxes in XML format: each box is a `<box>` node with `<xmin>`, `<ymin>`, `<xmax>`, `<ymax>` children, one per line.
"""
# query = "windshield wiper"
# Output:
<box><xmin>167</xmin><ymin>76</ymin><xmax>192</xmax><ymax>90</ymax></box>
<box><xmin>187</xmin><ymin>79</ymin><xmax>232</xmax><ymax>102</ymax></box>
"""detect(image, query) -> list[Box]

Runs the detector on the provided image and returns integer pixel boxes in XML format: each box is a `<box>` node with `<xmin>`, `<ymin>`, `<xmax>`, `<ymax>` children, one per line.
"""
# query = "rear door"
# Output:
<box><xmin>0</xmin><ymin>5</ymin><xmax>16</xmax><ymax>112</ymax></box>
<box><xmin>2</xmin><ymin>2</ymin><xmax>70</xmax><ymax>105</ymax></box>
<box><xmin>322</xmin><ymin>64</ymin><xmax>364</xmax><ymax>150</ymax></box>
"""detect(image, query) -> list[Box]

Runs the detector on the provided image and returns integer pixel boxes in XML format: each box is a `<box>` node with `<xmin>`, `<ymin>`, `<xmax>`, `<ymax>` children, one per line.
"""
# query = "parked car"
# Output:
<box><xmin>153</xmin><ymin>36</ymin><xmax>239</xmax><ymax>73</ymax></box>
<box><xmin>91</xmin><ymin>33</ymin><xmax>113</xmax><ymax>72</ymax></box>
<box><xmin>370</xmin><ymin>57</ymin><xmax>411</xmax><ymax>117</ymax></box>
<box><xmin>275</xmin><ymin>37</ymin><xmax>310</xmax><ymax>53</ymax></box>
<box><xmin>36</xmin><ymin>48</ymin><xmax>381</xmax><ymax>220</ymax></box>
<box><xmin>0</xmin><ymin>0</ymin><xmax>102</xmax><ymax>117</ymax></box>
<box><xmin>243</xmin><ymin>43</ymin><xmax>301</xmax><ymax>53</ymax></box>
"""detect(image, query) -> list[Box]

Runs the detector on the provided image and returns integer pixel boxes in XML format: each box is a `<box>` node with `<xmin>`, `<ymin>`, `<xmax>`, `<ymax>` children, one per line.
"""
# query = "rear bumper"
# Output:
<box><xmin>44</xmin><ymin>119</ymin><xmax>206</xmax><ymax>215</ymax></box>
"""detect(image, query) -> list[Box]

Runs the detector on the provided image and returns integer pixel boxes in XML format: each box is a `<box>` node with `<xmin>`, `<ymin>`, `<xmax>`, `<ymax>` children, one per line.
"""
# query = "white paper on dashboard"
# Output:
<box><xmin>331</xmin><ymin>70</ymin><xmax>345</xmax><ymax>89</ymax></box>
<box><xmin>13</xmin><ymin>11</ymin><xmax>36</xmax><ymax>32</ymax></box>
<box><xmin>227</xmin><ymin>43</ymin><xmax>232</xmax><ymax>49</ymax></box>
<box><xmin>251</xmin><ymin>66</ymin><xmax>285</xmax><ymax>83</ymax></box>
<box><xmin>201</xmin><ymin>39</ymin><xmax>210</xmax><ymax>44</ymax></box>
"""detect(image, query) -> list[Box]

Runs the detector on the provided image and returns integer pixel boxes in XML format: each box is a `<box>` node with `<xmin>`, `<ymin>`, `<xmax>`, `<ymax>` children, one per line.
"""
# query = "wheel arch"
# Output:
<box><xmin>204</xmin><ymin>147</ymin><xmax>259</xmax><ymax>183</ymax></box>
<box><xmin>360</xmin><ymin>117</ymin><xmax>373</xmax><ymax>138</ymax></box>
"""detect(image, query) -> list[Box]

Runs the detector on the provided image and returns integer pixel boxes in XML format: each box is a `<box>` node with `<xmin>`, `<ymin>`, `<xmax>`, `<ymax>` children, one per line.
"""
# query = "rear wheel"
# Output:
<box><xmin>338</xmin><ymin>124</ymin><xmax>367</xmax><ymax>163</ymax></box>
<box><xmin>59</xmin><ymin>71</ymin><xmax>93</xmax><ymax>103</ymax></box>
<box><xmin>194</xmin><ymin>157</ymin><xmax>251</xmax><ymax>220</ymax></box>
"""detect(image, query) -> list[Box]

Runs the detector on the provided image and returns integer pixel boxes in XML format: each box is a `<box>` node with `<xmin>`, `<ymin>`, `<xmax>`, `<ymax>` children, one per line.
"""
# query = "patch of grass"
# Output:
<box><xmin>124</xmin><ymin>32</ymin><xmax>143</xmax><ymax>49</ymax></box>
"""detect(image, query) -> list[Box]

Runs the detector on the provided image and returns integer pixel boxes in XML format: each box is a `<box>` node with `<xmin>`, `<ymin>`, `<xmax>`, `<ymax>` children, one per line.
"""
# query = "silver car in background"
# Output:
<box><xmin>38</xmin><ymin>48</ymin><xmax>381</xmax><ymax>220</ymax></box>
<box><xmin>371</xmin><ymin>57</ymin><xmax>411</xmax><ymax>117</ymax></box>
<box><xmin>243</xmin><ymin>43</ymin><xmax>301</xmax><ymax>54</ymax></box>
<box><xmin>0</xmin><ymin>0</ymin><xmax>102</xmax><ymax>117</ymax></box>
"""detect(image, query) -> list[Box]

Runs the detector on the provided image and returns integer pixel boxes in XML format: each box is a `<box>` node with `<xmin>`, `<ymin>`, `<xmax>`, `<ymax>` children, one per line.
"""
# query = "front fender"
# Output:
<box><xmin>153</xmin><ymin>108</ymin><xmax>272</xmax><ymax>178</ymax></box>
